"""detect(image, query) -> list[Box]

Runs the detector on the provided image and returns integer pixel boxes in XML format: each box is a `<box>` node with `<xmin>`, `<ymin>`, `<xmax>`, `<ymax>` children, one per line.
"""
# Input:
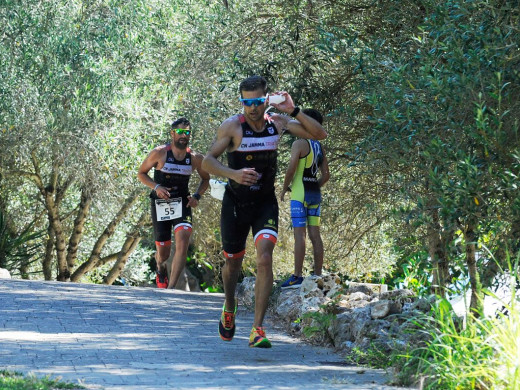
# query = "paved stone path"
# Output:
<box><xmin>0</xmin><ymin>279</ymin><xmax>408</xmax><ymax>389</ymax></box>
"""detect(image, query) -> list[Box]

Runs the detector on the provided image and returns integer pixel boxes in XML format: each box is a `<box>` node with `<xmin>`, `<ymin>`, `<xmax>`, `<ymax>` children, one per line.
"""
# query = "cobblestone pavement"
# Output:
<box><xmin>0</xmin><ymin>279</ymin><xmax>410</xmax><ymax>389</ymax></box>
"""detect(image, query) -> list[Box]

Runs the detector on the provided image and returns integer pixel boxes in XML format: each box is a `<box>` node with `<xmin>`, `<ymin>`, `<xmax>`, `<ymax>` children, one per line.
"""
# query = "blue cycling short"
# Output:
<box><xmin>290</xmin><ymin>200</ymin><xmax>321</xmax><ymax>228</ymax></box>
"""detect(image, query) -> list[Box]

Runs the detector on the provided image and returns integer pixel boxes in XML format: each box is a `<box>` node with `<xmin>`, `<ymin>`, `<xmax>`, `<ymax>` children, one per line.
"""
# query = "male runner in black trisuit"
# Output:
<box><xmin>138</xmin><ymin>117</ymin><xmax>209</xmax><ymax>289</ymax></box>
<box><xmin>202</xmin><ymin>76</ymin><xmax>327</xmax><ymax>347</ymax></box>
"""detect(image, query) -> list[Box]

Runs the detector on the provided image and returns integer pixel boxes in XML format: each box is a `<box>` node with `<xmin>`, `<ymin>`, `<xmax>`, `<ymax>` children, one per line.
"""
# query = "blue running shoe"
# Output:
<box><xmin>281</xmin><ymin>275</ymin><xmax>304</xmax><ymax>289</ymax></box>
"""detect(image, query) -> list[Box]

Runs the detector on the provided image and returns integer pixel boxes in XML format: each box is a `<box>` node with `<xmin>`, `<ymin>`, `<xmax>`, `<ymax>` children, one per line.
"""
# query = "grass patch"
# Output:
<box><xmin>393</xmin><ymin>294</ymin><xmax>520</xmax><ymax>389</ymax></box>
<box><xmin>0</xmin><ymin>370</ymin><xmax>84</xmax><ymax>389</ymax></box>
<box><xmin>345</xmin><ymin>345</ymin><xmax>395</xmax><ymax>369</ymax></box>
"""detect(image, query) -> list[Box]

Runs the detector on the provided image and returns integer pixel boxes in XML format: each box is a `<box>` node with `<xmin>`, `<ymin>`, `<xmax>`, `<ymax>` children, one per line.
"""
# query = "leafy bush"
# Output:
<box><xmin>301</xmin><ymin>299</ymin><xmax>340</xmax><ymax>344</ymax></box>
<box><xmin>345</xmin><ymin>345</ymin><xmax>395</xmax><ymax>369</ymax></box>
<box><xmin>0</xmin><ymin>211</ymin><xmax>42</xmax><ymax>277</ymax></box>
<box><xmin>394</xmin><ymin>292</ymin><xmax>519</xmax><ymax>389</ymax></box>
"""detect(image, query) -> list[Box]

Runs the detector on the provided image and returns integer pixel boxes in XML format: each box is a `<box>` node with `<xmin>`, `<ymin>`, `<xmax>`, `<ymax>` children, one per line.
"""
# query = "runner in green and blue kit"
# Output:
<box><xmin>280</xmin><ymin>109</ymin><xmax>330</xmax><ymax>289</ymax></box>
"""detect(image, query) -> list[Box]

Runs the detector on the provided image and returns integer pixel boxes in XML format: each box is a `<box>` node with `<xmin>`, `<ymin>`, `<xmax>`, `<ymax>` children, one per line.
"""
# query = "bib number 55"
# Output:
<box><xmin>155</xmin><ymin>198</ymin><xmax>182</xmax><ymax>221</ymax></box>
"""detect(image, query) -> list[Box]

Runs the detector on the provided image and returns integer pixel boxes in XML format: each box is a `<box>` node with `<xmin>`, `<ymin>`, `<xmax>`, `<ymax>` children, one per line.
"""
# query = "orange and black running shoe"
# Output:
<box><xmin>155</xmin><ymin>271</ymin><xmax>168</xmax><ymax>289</ymax></box>
<box><xmin>249</xmin><ymin>326</ymin><xmax>272</xmax><ymax>348</ymax></box>
<box><xmin>218</xmin><ymin>303</ymin><xmax>237</xmax><ymax>341</ymax></box>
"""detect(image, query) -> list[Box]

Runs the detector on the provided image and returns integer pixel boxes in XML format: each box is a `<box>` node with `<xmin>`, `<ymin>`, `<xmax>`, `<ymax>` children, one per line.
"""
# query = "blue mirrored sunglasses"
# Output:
<box><xmin>239</xmin><ymin>97</ymin><xmax>267</xmax><ymax>107</ymax></box>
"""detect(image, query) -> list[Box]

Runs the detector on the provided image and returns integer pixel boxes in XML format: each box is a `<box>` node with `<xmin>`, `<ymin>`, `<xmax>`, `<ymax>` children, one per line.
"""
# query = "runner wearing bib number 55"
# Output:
<box><xmin>138</xmin><ymin>117</ymin><xmax>210</xmax><ymax>289</ymax></box>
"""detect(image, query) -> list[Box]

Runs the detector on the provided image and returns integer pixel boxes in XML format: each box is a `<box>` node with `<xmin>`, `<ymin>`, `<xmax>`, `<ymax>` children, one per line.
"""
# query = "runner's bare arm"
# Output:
<box><xmin>187</xmin><ymin>152</ymin><xmax>210</xmax><ymax>208</ymax></box>
<box><xmin>280</xmin><ymin>140</ymin><xmax>305</xmax><ymax>201</ymax></box>
<box><xmin>202</xmin><ymin>119</ymin><xmax>259</xmax><ymax>185</ymax></box>
<box><xmin>268</xmin><ymin>92</ymin><xmax>327</xmax><ymax>140</ymax></box>
<box><xmin>318</xmin><ymin>146</ymin><xmax>330</xmax><ymax>188</ymax></box>
<box><xmin>137</xmin><ymin>146</ymin><xmax>171</xmax><ymax>199</ymax></box>
<box><xmin>137</xmin><ymin>147</ymin><xmax>164</xmax><ymax>190</ymax></box>
<box><xmin>285</xmin><ymin>114</ymin><xmax>327</xmax><ymax>140</ymax></box>
<box><xmin>192</xmin><ymin>152</ymin><xmax>210</xmax><ymax>196</ymax></box>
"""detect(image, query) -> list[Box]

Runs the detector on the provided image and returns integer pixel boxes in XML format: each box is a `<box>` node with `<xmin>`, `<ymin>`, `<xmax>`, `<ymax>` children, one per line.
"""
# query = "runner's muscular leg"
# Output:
<box><xmin>308</xmin><ymin>225</ymin><xmax>323</xmax><ymax>276</ymax></box>
<box><xmin>254</xmin><ymin>238</ymin><xmax>275</xmax><ymax>328</ymax></box>
<box><xmin>155</xmin><ymin>243</ymin><xmax>171</xmax><ymax>275</ymax></box>
<box><xmin>293</xmin><ymin>226</ymin><xmax>306</xmax><ymax>277</ymax></box>
<box><xmin>222</xmin><ymin>253</ymin><xmax>244</xmax><ymax>311</ymax></box>
<box><xmin>168</xmin><ymin>228</ymin><xmax>192</xmax><ymax>289</ymax></box>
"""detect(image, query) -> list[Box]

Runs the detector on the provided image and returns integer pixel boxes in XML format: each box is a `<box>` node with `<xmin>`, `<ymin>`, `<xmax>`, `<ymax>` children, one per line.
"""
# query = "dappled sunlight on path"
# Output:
<box><xmin>0</xmin><ymin>279</ymin><xmax>408</xmax><ymax>389</ymax></box>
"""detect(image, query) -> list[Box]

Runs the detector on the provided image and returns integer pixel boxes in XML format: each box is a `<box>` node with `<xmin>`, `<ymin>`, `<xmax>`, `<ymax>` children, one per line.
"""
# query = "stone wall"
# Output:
<box><xmin>237</xmin><ymin>274</ymin><xmax>433</xmax><ymax>355</ymax></box>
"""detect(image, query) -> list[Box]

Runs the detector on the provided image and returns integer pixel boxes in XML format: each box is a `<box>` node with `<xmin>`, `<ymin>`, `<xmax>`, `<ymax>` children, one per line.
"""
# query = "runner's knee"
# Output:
<box><xmin>155</xmin><ymin>244</ymin><xmax>171</xmax><ymax>263</ymax></box>
<box><xmin>254</xmin><ymin>231</ymin><xmax>277</xmax><ymax>246</ymax></box>
<box><xmin>223</xmin><ymin>250</ymin><xmax>244</xmax><ymax>273</ymax></box>
<box><xmin>257</xmin><ymin>251</ymin><xmax>273</xmax><ymax>270</ymax></box>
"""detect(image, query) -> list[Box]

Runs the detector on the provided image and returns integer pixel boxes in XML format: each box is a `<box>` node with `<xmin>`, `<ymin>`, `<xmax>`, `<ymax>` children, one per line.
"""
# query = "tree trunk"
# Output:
<box><xmin>97</xmin><ymin>253</ymin><xmax>119</xmax><ymax>266</ymax></box>
<box><xmin>31</xmin><ymin>153</ymin><xmax>69</xmax><ymax>281</ymax></box>
<box><xmin>66</xmin><ymin>189</ymin><xmax>92</xmax><ymax>269</ymax></box>
<box><xmin>70</xmin><ymin>189</ymin><xmax>141</xmax><ymax>282</ymax></box>
<box><xmin>427</xmin><ymin>208</ymin><xmax>450</xmax><ymax>297</ymax></box>
<box><xmin>103</xmin><ymin>236</ymin><xmax>142</xmax><ymax>285</ymax></box>
<box><xmin>103</xmin><ymin>211</ymin><xmax>148</xmax><ymax>285</ymax></box>
<box><xmin>43</xmin><ymin>185</ymin><xmax>68</xmax><ymax>281</ymax></box>
<box><xmin>464</xmin><ymin>223</ymin><xmax>483</xmax><ymax>316</ymax></box>
<box><xmin>42</xmin><ymin>225</ymin><xmax>54</xmax><ymax>280</ymax></box>
<box><xmin>509</xmin><ymin>213</ymin><xmax>520</xmax><ymax>262</ymax></box>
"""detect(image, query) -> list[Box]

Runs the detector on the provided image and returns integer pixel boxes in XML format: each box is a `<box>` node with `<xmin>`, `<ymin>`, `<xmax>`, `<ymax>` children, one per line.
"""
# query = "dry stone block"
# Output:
<box><xmin>329</xmin><ymin>306</ymin><xmax>372</xmax><ymax>346</ymax></box>
<box><xmin>275</xmin><ymin>290</ymin><xmax>303</xmax><ymax>321</ymax></box>
<box><xmin>301</xmin><ymin>296</ymin><xmax>326</xmax><ymax>315</ymax></box>
<box><xmin>371</xmin><ymin>300</ymin><xmax>392</xmax><ymax>319</ymax></box>
<box><xmin>380</xmin><ymin>289</ymin><xmax>414</xmax><ymax>300</ymax></box>
<box><xmin>0</xmin><ymin>268</ymin><xmax>11</xmax><ymax>279</ymax></box>
<box><xmin>300</xmin><ymin>278</ymin><xmax>325</xmax><ymax>299</ymax></box>
<box><xmin>300</xmin><ymin>273</ymin><xmax>342</xmax><ymax>299</ymax></box>
<box><xmin>407</xmin><ymin>296</ymin><xmax>434</xmax><ymax>313</ymax></box>
<box><xmin>320</xmin><ymin>274</ymin><xmax>342</xmax><ymax>293</ymax></box>
<box><xmin>347</xmin><ymin>281</ymin><xmax>388</xmax><ymax>294</ymax></box>
<box><xmin>346</xmin><ymin>291</ymin><xmax>371</xmax><ymax>302</ymax></box>
<box><xmin>236</xmin><ymin>276</ymin><xmax>256</xmax><ymax>309</ymax></box>
<box><xmin>370</xmin><ymin>299</ymin><xmax>403</xmax><ymax>319</ymax></box>
<box><xmin>338</xmin><ymin>298</ymin><xmax>371</xmax><ymax>310</ymax></box>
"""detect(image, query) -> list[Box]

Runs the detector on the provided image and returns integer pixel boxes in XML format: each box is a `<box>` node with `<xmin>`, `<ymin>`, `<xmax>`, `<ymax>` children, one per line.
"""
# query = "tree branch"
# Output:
<box><xmin>70</xmin><ymin>189</ymin><xmax>141</xmax><ymax>282</ymax></box>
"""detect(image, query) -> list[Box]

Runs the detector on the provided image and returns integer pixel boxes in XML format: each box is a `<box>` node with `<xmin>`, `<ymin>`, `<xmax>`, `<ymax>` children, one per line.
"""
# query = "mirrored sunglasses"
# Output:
<box><xmin>239</xmin><ymin>97</ymin><xmax>267</xmax><ymax>107</ymax></box>
<box><xmin>174</xmin><ymin>129</ymin><xmax>191</xmax><ymax>135</ymax></box>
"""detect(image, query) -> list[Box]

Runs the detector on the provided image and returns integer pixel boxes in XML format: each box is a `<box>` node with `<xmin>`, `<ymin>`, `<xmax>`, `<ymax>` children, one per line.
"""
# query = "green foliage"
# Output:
<box><xmin>301</xmin><ymin>309</ymin><xmax>335</xmax><ymax>341</ymax></box>
<box><xmin>388</xmin><ymin>250</ymin><xmax>432</xmax><ymax>295</ymax></box>
<box><xmin>344</xmin><ymin>0</ymin><xmax>520</xmax><ymax>303</ymax></box>
<box><xmin>0</xmin><ymin>210</ymin><xmax>43</xmax><ymax>276</ymax></box>
<box><xmin>186</xmin><ymin>246</ymin><xmax>223</xmax><ymax>292</ymax></box>
<box><xmin>301</xmin><ymin>300</ymin><xmax>339</xmax><ymax>343</ymax></box>
<box><xmin>394</xmin><ymin>291</ymin><xmax>520</xmax><ymax>389</ymax></box>
<box><xmin>0</xmin><ymin>370</ymin><xmax>83</xmax><ymax>389</ymax></box>
<box><xmin>345</xmin><ymin>345</ymin><xmax>395</xmax><ymax>369</ymax></box>
<box><xmin>1</xmin><ymin>0</ymin><xmax>519</xmax><ymax>294</ymax></box>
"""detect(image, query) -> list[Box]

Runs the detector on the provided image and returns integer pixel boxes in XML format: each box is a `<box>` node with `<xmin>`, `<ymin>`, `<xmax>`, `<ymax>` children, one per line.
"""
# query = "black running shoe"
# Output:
<box><xmin>218</xmin><ymin>304</ymin><xmax>237</xmax><ymax>341</ymax></box>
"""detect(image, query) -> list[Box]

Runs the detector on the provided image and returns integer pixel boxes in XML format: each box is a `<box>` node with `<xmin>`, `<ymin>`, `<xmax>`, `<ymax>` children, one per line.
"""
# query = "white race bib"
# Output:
<box><xmin>155</xmin><ymin>198</ymin><xmax>182</xmax><ymax>221</ymax></box>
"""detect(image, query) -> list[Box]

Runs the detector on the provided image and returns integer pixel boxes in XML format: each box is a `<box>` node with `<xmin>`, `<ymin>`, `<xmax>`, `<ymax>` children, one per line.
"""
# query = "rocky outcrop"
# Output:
<box><xmin>236</xmin><ymin>274</ymin><xmax>432</xmax><ymax>355</ymax></box>
<box><xmin>0</xmin><ymin>268</ymin><xmax>11</xmax><ymax>279</ymax></box>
